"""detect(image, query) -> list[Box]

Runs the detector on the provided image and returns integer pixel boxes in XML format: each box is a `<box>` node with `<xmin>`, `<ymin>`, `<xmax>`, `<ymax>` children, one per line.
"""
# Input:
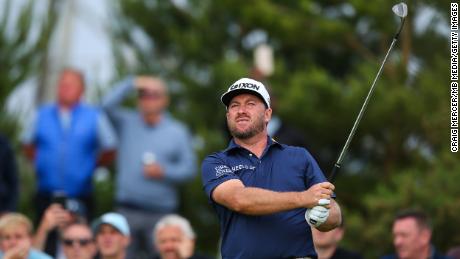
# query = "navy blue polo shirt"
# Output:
<box><xmin>201</xmin><ymin>137</ymin><xmax>328</xmax><ymax>259</ymax></box>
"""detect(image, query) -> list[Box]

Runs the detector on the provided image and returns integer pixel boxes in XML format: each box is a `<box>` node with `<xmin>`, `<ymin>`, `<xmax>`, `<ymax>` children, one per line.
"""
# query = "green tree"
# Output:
<box><xmin>0</xmin><ymin>0</ymin><xmax>58</xmax><ymax>135</ymax></box>
<box><xmin>0</xmin><ymin>0</ymin><xmax>58</xmax><ymax>220</ymax></box>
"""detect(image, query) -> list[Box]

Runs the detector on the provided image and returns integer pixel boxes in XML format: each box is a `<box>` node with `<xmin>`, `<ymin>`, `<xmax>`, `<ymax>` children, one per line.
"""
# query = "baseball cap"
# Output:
<box><xmin>221</xmin><ymin>78</ymin><xmax>270</xmax><ymax>108</ymax></box>
<box><xmin>92</xmin><ymin>212</ymin><xmax>130</xmax><ymax>236</ymax></box>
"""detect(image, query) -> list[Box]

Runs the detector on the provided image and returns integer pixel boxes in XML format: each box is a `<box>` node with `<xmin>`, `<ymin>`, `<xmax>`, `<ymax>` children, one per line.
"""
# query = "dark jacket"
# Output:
<box><xmin>381</xmin><ymin>246</ymin><xmax>451</xmax><ymax>259</ymax></box>
<box><xmin>0</xmin><ymin>134</ymin><xmax>18</xmax><ymax>212</ymax></box>
<box><xmin>331</xmin><ymin>247</ymin><xmax>363</xmax><ymax>259</ymax></box>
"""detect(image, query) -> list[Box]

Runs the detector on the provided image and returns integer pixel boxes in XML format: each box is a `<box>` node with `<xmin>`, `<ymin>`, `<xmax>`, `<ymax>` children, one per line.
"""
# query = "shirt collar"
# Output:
<box><xmin>223</xmin><ymin>135</ymin><xmax>284</xmax><ymax>154</ymax></box>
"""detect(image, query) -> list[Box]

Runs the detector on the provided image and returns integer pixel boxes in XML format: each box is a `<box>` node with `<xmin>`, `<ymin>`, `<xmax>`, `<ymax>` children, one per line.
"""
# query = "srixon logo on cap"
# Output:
<box><xmin>230</xmin><ymin>82</ymin><xmax>260</xmax><ymax>91</ymax></box>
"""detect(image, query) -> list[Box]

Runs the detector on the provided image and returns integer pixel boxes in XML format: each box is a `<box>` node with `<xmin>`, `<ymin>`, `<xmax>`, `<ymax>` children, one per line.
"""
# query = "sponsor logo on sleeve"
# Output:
<box><xmin>214</xmin><ymin>164</ymin><xmax>256</xmax><ymax>178</ymax></box>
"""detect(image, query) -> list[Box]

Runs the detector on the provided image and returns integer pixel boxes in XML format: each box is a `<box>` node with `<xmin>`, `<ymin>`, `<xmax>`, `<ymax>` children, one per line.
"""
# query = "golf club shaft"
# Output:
<box><xmin>328</xmin><ymin>37</ymin><xmax>398</xmax><ymax>182</ymax></box>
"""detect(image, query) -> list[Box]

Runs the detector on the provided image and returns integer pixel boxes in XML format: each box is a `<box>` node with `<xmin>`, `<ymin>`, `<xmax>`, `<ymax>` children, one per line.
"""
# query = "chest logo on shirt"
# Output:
<box><xmin>231</xmin><ymin>164</ymin><xmax>256</xmax><ymax>172</ymax></box>
<box><xmin>214</xmin><ymin>164</ymin><xmax>256</xmax><ymax>177</ymax></box>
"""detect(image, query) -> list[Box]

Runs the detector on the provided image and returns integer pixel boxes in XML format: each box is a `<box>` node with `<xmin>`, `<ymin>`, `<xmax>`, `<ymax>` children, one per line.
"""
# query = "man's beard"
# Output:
<box><xmin>228</xmin><ymin>114</ymin><xmax>265</xmax><ymax>139</ymax></box>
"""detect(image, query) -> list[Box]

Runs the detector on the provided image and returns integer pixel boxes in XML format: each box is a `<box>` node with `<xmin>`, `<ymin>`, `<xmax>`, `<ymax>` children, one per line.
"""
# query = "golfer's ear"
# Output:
<box><xmin>264</xmin><ymin>108</ymin><xmax>272</xmax><ymax>124</ymax></box>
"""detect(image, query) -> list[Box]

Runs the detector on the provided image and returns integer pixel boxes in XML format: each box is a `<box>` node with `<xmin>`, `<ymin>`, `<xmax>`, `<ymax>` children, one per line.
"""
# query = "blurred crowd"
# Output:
<box><xmin>0</xmin><ymin>68</ymin><xmax>458</xmax><ymax>259</ymax></box>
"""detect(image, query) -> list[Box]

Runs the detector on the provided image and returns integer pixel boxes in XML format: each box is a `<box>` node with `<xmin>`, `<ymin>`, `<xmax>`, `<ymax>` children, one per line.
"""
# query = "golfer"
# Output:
<box><xmin>201</xmin><ymin>78</ymin><xmax>342</xmax><ymax>259</ymax></box>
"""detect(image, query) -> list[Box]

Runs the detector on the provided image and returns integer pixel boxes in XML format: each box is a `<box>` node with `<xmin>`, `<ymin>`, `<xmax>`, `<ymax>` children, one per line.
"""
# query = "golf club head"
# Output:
<box><xmin>392</xmin><ymin>2</ymin><xmax>408</xmax><ymax>39</ymax></box>
<box><xmin>392</xmin><ymin>2</ymin><xmax>408</xmax><ymax>18</ymax></box>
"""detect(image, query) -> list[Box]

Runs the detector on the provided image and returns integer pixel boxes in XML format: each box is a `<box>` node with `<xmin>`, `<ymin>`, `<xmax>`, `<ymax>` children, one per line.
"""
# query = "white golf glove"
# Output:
<box><xmin>305</xmin><ymin>199</ymin><xmax>330</xmax><ymax>228</ymax></box>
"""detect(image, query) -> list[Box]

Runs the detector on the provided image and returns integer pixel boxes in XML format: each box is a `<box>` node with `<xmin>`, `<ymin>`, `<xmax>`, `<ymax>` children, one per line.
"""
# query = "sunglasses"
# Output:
<box><xmin>137</xmin><ymin>90</ymin><xmax>164</xmax><ymax>99</ymax></box>
<box><xmin>63</xmin><ymin>238</ymin><xmax>92</xmax><ymax>247</ymax></box>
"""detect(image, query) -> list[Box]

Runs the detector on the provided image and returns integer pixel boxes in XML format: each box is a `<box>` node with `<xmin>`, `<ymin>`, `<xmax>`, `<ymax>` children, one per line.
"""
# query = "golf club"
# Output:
<box><xmin>328</xmin><ymin>2</ymin><xmax>408</xmax><ymax>182</ymax></box>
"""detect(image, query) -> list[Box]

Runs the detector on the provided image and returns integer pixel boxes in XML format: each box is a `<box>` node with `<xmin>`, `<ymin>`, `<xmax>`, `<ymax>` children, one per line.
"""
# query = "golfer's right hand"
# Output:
<box><xmin>302</xmin><ymin>182</ymin><xmax>334</xmax><ymax>208</ymax></box>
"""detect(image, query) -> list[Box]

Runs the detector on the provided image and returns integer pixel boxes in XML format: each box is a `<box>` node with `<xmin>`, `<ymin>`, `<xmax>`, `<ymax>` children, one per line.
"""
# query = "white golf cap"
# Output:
<box><xmin>93</xmin><ymin>212</ymin><xmax>130</xmax><ymax>236</ymax></box>
<box><xmin>221</xmin><ymin>78</ymin><xmax>270</xmax><ymax>108</ymax></box>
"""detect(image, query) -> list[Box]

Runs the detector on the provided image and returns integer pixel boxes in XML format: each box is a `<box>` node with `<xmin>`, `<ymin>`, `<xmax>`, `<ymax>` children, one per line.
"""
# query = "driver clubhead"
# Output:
<box><xmin>392</xmin><ymin>2</ymin><xmax>408</xmax><ymax>18</ymax></box>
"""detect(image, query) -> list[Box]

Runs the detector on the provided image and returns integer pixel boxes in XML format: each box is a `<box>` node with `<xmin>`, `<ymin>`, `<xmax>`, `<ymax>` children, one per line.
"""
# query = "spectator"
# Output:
<box><xmin>21</xmin><ymin>68</ymin><xmax>117</xmax><ymax>221</ymax></box>
<box><xmin>102</xmin><ymin>76</ymin><xmax>196</xmax><ymax>258</ymax></box>
<box><xmin>0</xmin><ymin>213</ymin><xmax>52</xmax><ymax>259</ymax></box>
<box><xmin>153</xmin><ymin>214</ymin><xmax>212</xmax><ymax>259</ymax></box>
<box><xmin>93</xmin><ymin>213</ymin><xmax>130</xmax><ymax>259</ymax></box>
<box><xmin>61</xmin><ymin>222</ymin><xmax>96</xmax><ymax>259</ymax></box>
<box><xmin>312</xmin><ymin>217</ymin><xmax>362</xmax><ymax>259</ymax></box>
<box><xmin>0</xmin><ymin>134</ymin><xmax>19</xmax><ymax>215</ymax></box>
<box><xmin>33</xmin><ymin>201</ymin><xmax>86</xmax><ymax>258</ymax></box>
<box><xmin>381</xmin><ymin>209</ymin><xmax>450</xmax><ymax>259</ymax></box>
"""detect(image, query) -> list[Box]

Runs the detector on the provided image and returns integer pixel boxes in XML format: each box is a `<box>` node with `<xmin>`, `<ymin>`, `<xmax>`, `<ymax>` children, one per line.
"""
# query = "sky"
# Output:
<box><xmin>58</xmin><ymin>0</ymin><xmax>114</xmax><ymax>90</ymax></box>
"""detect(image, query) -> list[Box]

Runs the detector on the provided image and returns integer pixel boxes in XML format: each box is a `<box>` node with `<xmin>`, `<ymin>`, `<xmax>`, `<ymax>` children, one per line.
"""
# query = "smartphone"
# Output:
<box><xmin>52</xmin><ymin>192</ymin><xmax>67</xmax><ymax>209</ymax></box>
